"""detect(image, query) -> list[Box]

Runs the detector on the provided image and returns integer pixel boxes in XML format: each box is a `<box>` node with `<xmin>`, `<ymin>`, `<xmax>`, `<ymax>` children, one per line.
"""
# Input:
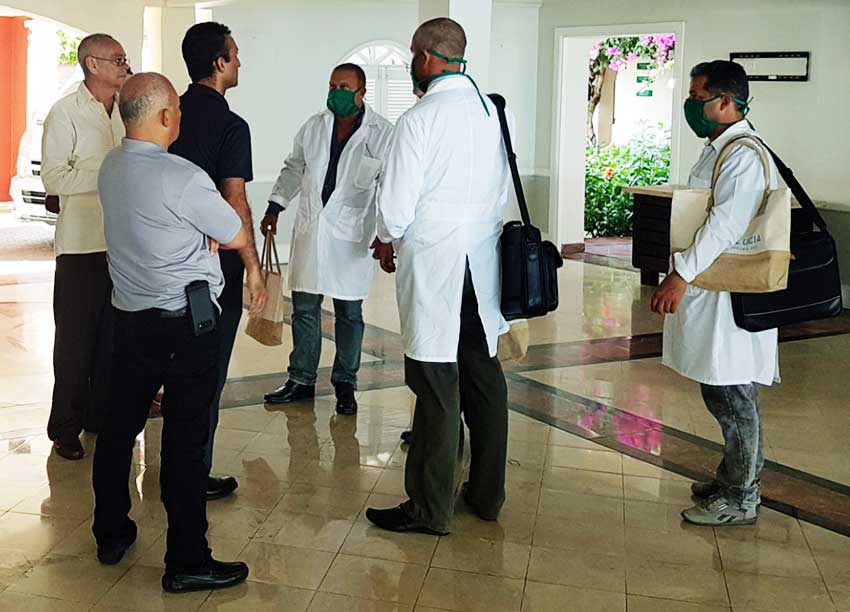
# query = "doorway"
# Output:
<box><xmin>548</xmin><ymin>22</ymin><xmax>685</xmax><ymax>252</ymax></box>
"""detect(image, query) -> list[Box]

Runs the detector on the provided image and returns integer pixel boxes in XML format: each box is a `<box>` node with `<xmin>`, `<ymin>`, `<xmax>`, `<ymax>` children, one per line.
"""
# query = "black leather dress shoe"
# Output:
<box><xmin>365</xmin><ymin>505</ymin><xmax>449</xmax><ymax>536</ymax></box>
<box><xmin>162</xmin><ymin>559</ymin><xmax>249</xmax><ymax>593</ymax></box>
<box><xmin>335</xmin><ymin>382</ymin><xmax>358</xmax><ymax>416</ymax></box>
<box><xmin>207</xmin><ymin>476</ymin><xmax>238</xmax><ymax>501</ymax></box>
<box><xmin>97</xmin><ymin>528</ymin><xmax>137</xmax><ymax>565</ymax></box>
<box><xmin>53</xmin><ymin>438</ymin><xmax>85</xmax><ymax>461</ymax></box>
<box><xmin>400</xmin><ymin>430</ymin><xmax>413</xmax><ymax>444</ymax></box>
<box><xmin>264</xmin><ymin>380</ymin><xmax>315</xmax><ymax>404</ymax></box>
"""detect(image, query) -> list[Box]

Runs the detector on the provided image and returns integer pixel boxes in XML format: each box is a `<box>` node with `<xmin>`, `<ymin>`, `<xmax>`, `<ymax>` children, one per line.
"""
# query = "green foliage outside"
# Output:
<box><xmin>58</xmin><ymin>30</ymin><xmax>82</xmax><ymax>66</ymax></box>
<box><xmin>584</xmin><ymin>123</ymin><xmax>671</xmax><ymax>237</ymax></box>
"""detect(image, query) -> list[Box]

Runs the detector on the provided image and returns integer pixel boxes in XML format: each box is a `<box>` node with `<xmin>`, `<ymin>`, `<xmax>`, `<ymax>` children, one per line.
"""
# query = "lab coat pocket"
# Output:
<box><xmin>354</xmin><ymin>156</ymin><xmax>382</xmax><ymax>190</ymax></box>
<box><xmin>332</xmin><ymin>204</ymin><xmax>368</xmax><ymax>243</ymax></box>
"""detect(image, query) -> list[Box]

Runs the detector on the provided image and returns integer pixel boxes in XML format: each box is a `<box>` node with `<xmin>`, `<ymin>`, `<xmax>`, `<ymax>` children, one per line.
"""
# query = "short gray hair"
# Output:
<box><xmin>78</xmin><ymin>33</ymin><xmax>118</xmax><ymax>76</ymax></box>
<box><xmin>413</xmin><ymin>17</ymin><xmax>467</xmax><ymax>58</ymax></box>
<box><xmin>119</xmin><ymin>73</ymin><xmax>176</xmax><ymax>127</ymax></box>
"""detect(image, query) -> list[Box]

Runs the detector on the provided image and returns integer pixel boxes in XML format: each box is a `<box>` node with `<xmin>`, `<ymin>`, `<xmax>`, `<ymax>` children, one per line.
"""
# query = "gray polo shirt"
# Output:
<box><xmin>98</xmin><ymin>138</ymin><xmax>242</xmax><ymax>312</ymax></box>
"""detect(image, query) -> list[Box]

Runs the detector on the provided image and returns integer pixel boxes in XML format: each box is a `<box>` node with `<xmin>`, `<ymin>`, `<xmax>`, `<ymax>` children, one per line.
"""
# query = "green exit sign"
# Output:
<box><xmin>636</xmin><ymin>76</ymin><xmax>651</xmax><ymax>83</ymax></box>
<box><xmin>636</xmin><ymin>90</ymin><xmax>653</xmax><ymax>97</ymax></box>
<box><xmin>637</xmin><ymin>62</ymin><xmax>650</xmax><ymax>70</ymax></box>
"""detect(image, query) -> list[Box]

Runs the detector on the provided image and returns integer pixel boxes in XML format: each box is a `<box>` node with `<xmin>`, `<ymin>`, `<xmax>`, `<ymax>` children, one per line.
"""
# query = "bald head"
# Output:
<box><xmin>412</xmin><ymin>17</ymin><xmax>466</xmax><ymax>58</ymax></box>
<box><xmin>119</xmin><ymin>73</ymin><xmax>182</xmax><ymax>147</ymax></box>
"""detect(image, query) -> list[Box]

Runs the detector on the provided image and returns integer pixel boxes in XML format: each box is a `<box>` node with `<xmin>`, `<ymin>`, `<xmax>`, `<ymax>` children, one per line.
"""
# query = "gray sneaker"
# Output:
<box><xmin>681</xmin><ymin>496</ymin><xmax>758</xmax><ymax>526</ymax></box>
<box><xmin>690</xmin><ymin>481</ymin><xmax>721</xmax><ymax>501</ymax></box>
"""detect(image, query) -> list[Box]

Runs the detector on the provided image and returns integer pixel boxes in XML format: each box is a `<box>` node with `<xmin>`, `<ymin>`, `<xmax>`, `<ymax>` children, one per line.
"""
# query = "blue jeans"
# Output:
<box><xmin>288</xmin><ymin>291</ymin><xmax>364</xmax><ymax>387</ymax></box>
<box><xmin>700</xmin><ymin>383</ymin><xmax>764</xmax><ymax>511</ymax></box>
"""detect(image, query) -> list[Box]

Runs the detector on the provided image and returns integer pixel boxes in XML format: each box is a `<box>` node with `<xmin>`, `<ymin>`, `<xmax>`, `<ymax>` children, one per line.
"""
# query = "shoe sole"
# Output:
<box><xmin>263</xmin><ymin>396</ymin><xmax>315</xmax><ymax>405</ymax></box>
<box><xmin>162</xmin><ymin>572</ymin><xmax>248</xmax><ymax>593</ymax></box>
<box><xmin>97</xmin><ymin>537</ymin><xmax>137</xmax><ymax>566</ymax></box>
<box><xmin>681</xmin><ymin>512</ymin><xmax>757</xmax><ymax>527</ymax></box>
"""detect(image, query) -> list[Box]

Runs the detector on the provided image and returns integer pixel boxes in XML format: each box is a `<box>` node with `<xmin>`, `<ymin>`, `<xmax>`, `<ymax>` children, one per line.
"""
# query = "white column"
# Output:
<box><xmin>160</xmin><ymin>7</ymin><xmax>196</xmax><ymax>92</ymax></box>
<box><xmin>418</xmin><ymin>0</ymin><xmax>492</xmax><ymax>89</ymax></box>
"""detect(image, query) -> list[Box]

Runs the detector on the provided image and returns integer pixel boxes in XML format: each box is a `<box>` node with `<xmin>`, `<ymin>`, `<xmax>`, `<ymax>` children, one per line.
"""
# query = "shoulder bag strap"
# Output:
<box><xmin>709</xmin><ymin>135</ymin><xmax>772</xmax><ymax>215</ymax></box>
<box><xmin>487</xmin><ymin>93</ymin><xmax>531</xmax><ymax>226</ymax></box>
<box><xmin>761</xmin><ymin>143</ymin><xmax>830</xmax><ymax>234</ymax></box>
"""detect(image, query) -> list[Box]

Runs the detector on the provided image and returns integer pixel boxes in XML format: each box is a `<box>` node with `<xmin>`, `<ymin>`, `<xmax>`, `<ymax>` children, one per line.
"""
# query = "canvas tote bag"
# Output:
<box><xmin>245</xmin><ymin>234</ymin><xmax>285</xmax><ymax>346</ymax></box>
<box><xmin>670</xmin><ymin>135</ymin><xmax>791</xmax><ymax>293</ymax></box>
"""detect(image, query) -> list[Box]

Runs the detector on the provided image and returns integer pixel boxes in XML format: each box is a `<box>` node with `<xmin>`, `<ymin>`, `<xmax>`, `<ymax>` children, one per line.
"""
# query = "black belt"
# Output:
<box><xmin>141</xmin><ymin>307</ymin><xmax>188</xmax><ymax>319</ymax></box>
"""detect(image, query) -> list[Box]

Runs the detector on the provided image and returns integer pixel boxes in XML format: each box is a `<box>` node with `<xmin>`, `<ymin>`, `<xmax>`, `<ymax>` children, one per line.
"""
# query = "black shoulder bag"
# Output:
<box><xmin>488</xmin><ymin>93</ymin><xmax>563</xmax><ymax>321</ymax></box>
<box><xmin>731</xmin><ymin>146</ymin><xmax>842</xmax><ymax>332</ymax></box>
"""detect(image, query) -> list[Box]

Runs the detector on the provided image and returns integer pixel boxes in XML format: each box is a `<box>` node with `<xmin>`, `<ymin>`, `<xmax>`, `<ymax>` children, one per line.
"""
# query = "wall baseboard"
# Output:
<box><xmin>561</xmin><ymin>242</ymin><xmax>585</xmax><ymax>256</ymax></box>
<box><xmin>842</xmin><ymin>284</ymin><xmax>850</xmax><ymax>310</ymax></box>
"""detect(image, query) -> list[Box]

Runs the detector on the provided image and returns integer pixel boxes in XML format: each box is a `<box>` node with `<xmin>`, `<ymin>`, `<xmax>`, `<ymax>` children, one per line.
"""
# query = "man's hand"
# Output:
<box><xmin>208</xmin><ymin>238</ymin><xmax>220</xmax><ymax>256</ymax></box>
<box><xmin>261</xmin><ymin>213</ymin><xmax>278</xmax><ymax>236</ymax></box>
<box><xmin>45</xmin><ymin>195</ymin><xmax>60</xmax><ymax>214</ymax></box>
<box><xmin>650</xmin><ymin>271</ymin><xmax>688</xmax><ymax>315</ymax></box>
<box><xmin>245</xmin><ymin>270</ymin><xmax>269</xmax><ymax>317</ymax></box>
<box><xmin>370</xmin><ymin>238</ymin><xmax>396</xmax><ymax>274</ymax></box>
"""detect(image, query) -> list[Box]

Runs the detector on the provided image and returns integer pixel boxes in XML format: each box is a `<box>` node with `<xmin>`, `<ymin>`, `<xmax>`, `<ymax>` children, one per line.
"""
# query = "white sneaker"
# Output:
<box><xmin>681</xmin><ymin>496</ymin><xmax>757</xmax><ymax>526</ymax></box>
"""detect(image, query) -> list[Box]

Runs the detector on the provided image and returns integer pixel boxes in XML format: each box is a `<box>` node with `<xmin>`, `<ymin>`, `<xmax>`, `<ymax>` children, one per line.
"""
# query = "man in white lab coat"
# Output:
<box><xmin>262</xmin><ymin>64</ymin><xmax>394</xmax><ymax>415</ymax></box>
<box><xmin>366</xmin><ymin>18</ymin><xmax>510</xmax><ymax>535</ymax></box>
<box><xmin>651</xmin><ymin>60</ymin><xmax>779</xmax><ymax>526</ymax></box>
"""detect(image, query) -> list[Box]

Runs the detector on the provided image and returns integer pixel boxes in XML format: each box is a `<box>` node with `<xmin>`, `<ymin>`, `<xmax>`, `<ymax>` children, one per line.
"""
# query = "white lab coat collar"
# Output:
<box><xmin>708</xmin><ymin>119</ymin><xmax>757</xmax><ymax>152</ymax></box>
<box><xmin>423</xmin><ymin>73</ymin><xmax>475</xmax><ymax>97</ymax></box>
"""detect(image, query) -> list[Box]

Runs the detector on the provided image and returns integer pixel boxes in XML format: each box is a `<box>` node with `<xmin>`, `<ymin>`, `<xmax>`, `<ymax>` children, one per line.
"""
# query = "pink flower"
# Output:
<box><xmin>627</xmin><ymin>52</ymin><xmax>637</xmax><ymax>61</ymax></box>
<box><xmin>640</xmin><ymin>35</ymin><xmax>653</xmax><ymax>45</ymax></box>
<box><xmin>608</xmin><ymin>46</ymin><xmax>621</xmax><ymax>56</ymax></box>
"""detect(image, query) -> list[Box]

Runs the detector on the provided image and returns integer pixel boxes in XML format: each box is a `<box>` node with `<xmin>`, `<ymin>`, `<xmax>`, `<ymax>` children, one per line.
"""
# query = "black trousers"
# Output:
<box><xmin>205</xmin><ymin>250</ymin><xmax>244</xmax><ymax>472</ymax></box>
<box><xmin>48</xmin><ymin>253</ymin><xmax>113</xmax><ymax>442</ymax></box>
<box><xmin>402</xmin><ymin>264</ymin><xmax>508</xmax><ymax>532</ymax></box>
<box><xmin>93</xmin><ymin>307</ymin><xmax>220</xmax><ymax>571</ymax></box>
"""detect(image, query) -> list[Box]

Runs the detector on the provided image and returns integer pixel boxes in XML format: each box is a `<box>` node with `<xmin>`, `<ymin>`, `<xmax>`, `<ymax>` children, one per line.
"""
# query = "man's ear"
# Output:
<box><xmin>213</xmin><ymin>56</ymin><xmax>227</xmax><ymax>74</ymax></box>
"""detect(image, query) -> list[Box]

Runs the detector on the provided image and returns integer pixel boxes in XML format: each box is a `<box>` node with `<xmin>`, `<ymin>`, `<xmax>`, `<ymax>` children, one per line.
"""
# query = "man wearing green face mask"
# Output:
<box><xmin>261</xmin><ymin>63</ymin><xmax>393</xmax><ymax>415</ymax></box>
<box><xmin>651</xmin><ymin>60</ymin><xmax>780</xmax><ymax>527</ymax></box>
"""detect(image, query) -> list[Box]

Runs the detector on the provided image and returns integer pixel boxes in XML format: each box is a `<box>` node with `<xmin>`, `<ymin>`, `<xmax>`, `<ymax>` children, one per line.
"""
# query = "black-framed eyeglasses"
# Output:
<box><xmin>91</xmin><ymin>56</ymin><xmax>130</xmax><ymax>67</ymax></box>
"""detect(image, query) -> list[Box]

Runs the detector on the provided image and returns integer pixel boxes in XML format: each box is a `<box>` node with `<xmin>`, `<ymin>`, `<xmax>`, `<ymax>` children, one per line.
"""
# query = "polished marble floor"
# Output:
<box><xmin>0</xmin><ymin>216</ymin><xmax>849</xmax><ymax>611</ymax></box>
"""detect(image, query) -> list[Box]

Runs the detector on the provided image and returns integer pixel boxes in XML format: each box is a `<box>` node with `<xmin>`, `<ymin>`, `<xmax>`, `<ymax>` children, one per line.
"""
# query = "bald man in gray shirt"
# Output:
<box><xmin>92</xmin><ymin>73</ymin><xmax>261</xmax><ymax>594</ymax></box>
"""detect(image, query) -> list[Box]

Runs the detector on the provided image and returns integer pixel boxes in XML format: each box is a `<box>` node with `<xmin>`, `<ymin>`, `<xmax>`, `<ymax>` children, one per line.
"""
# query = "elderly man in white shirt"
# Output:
<box><xmin>651</xmin><ymin>60</ymin><xmax>779</xmax><ymax>526</ymax></box>
<box><xmin>41</xmin><ymin>33</ymin><xmax>130</xmax><ymax>460</ymax></box>
<box><xmin>366</xmin><ymin>18</ymin><xmax>510</xmax><ymax>536</ymax></box>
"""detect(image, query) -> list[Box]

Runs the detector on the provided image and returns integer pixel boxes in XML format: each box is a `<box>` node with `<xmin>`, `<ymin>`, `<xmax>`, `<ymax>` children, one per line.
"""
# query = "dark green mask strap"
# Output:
<box><xmin>426</xmin><ymin>49</ymin><xmax>490</xmax><ymax>117</ymax></box>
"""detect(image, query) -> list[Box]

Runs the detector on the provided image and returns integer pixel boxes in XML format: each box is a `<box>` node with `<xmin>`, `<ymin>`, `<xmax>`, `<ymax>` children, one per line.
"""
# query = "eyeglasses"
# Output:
<box><xmin>91</xmin><ymin>56</ymin><xmax>130</xmax><ymax>67</ymax></box>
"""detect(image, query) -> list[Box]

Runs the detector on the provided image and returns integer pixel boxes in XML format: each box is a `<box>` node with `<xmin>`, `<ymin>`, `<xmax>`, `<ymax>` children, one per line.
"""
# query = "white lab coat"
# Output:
<box><xmin>270</xmin><ymin>104</ymin><xmax>394</xmax><ymax>300</ymax></box>
<box><xmin>662</xmin><ymin>120</ymin><xmax>780</xmax><ymax>386</ymax></box>
<box><xmin>377</xmin><ymin>76</ymin><xmax>512</xmax><ymax>362</ymax></box>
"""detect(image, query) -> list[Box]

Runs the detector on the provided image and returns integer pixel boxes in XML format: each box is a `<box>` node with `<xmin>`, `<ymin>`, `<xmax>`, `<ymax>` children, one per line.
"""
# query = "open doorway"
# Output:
<box><xmin>548</xmin><ymin>22</ymin><xmax>685</xmax><ymax>256</ymax></box>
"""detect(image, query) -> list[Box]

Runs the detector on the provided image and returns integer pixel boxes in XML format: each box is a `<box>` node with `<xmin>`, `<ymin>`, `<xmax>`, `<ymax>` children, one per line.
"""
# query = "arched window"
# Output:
<box><xmin>343</xmin><ymin>42</ymin><xmax>417</xmax><ymax>124</ymax></box>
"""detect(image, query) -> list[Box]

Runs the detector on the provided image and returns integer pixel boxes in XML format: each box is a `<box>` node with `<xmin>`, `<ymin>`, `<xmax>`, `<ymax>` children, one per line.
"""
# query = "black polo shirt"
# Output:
<box><xmin>169</xmin><ymin>83</ymin><xmax>253</xmax><ymax>185</ymax></box>
<box><xmin>169</xmin><ymin>83</ymin><xmax>252</xmax><ymax>311</ymax></box>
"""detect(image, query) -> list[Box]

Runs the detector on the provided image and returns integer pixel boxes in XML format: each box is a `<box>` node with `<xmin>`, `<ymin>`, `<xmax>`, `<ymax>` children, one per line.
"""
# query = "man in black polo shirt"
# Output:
<box><xmin>169</xmin><ymin>21</ymin><xmax>267</xmax><ymax>501</ymax></box>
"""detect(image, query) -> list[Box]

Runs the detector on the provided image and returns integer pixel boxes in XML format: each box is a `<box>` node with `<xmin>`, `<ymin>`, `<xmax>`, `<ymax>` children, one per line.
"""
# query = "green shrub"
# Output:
<box><xmin>585</xmin><ymin>124</ymin><xmax>671</xmax><ymax>237</ymax></box>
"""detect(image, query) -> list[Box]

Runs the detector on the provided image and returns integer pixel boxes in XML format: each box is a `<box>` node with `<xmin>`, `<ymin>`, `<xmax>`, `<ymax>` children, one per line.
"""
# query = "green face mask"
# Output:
<box><xmin>326</xmin><ymin>88</ymin><xmax>362</xmax><ymax>117</ymax></box>
<box><xmin>409</xmin><ymin>49</ymin><xmax>490</xmax><ymax>116</ymax></box>
<box><xmin>684</xmin><ymin>95</ymin><xmax>750</xmax><ymax>138</ymax></box>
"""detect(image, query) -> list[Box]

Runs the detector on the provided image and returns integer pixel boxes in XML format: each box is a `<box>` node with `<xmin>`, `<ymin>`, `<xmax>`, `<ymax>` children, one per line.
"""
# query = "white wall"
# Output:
<box><xmin>3</xmin><ymin>0</ymin><xmax>152</xmax><ymax>66</ymax></box>
<box><xmin>610</xmin><ymin>58</ymin><xmax>674</xmax><ymax>145</ymax></box>
<box><xmin>211</xmin><ymin>0</ymin><xmax>541</xmax><ymax>255</ymax></box>
<box><xmin>536</xmin><ymin>0</ymin><xmax>850</xmax><ymax>205</ymax></box>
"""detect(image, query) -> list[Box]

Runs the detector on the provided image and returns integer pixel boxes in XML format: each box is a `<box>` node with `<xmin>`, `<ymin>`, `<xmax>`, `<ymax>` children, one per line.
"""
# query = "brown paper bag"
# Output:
<box><xmin>245</xmin><ymin>234</ymin><xmax>285</xmax><ymax>346</ymax></box>
<box><xmin>497</xmin><ymin>319</ymin><xmax>529</xmax><ymax>363</ymax></box>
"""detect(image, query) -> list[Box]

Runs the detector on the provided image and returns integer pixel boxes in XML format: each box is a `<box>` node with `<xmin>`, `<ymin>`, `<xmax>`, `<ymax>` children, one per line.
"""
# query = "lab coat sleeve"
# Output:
<box><xmin>41</xmin><ymin>105</ymin><xmax>99</xmax><ymax>196</ymax></box>
<box><xmin>377</xmin><ymin>114</ymin><xmax>425</xmax><ymax>243</ymax></box>
<box><xmin>674</xmin><ymin>148</ymin><xmax>768</xmax><ymax>283</ymax></box>
<box><xmin>268</xmin><ymin>123</ymin><xmax>307</xmax><ymax>210</ymax></box>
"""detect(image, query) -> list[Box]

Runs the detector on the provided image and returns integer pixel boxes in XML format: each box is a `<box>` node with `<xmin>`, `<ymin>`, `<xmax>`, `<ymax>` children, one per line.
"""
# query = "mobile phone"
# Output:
<box><xmin>185</xmin><ymin>280</ymin><xmax>216</xmax><ymax>336</ymax></box>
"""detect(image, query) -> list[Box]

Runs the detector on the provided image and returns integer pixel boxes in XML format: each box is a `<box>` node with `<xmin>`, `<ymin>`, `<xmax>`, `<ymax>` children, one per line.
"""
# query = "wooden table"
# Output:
<box><xmin>623</xmin><ymin>185</ymin><xmax>681</xmax><ymax>286</ymax></box>
<box><xmin>624</xmin><ymin>184</ymin><xmax>813</xmax><ymax>286</ymax></box>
